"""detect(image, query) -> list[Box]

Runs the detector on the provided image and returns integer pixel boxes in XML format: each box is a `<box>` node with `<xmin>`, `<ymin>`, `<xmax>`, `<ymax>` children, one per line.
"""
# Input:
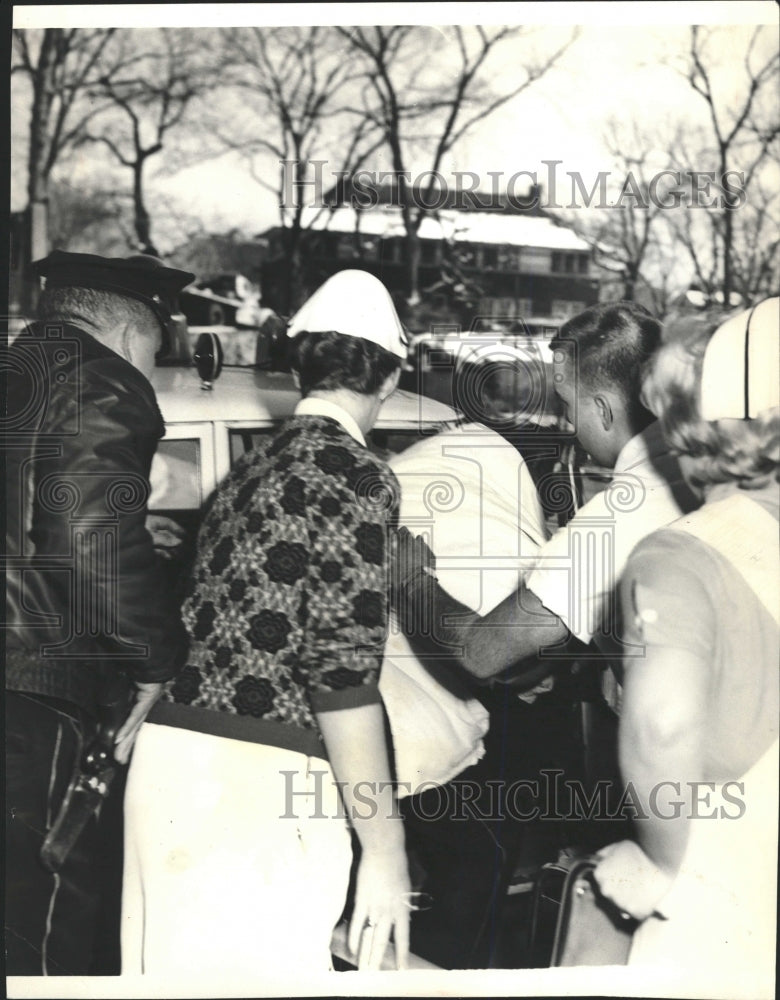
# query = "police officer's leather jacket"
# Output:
<box><xmin>5</xmin><ymin>322</ymin><xmax>188</xmax><ymax>715</ymax></box>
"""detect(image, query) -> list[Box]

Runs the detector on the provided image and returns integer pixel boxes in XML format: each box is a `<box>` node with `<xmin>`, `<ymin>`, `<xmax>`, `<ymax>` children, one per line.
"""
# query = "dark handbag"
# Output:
<box><xmin>530</xmin><ymin>854</ymin><xmax>638</xmax><ymax>967</ymax></box>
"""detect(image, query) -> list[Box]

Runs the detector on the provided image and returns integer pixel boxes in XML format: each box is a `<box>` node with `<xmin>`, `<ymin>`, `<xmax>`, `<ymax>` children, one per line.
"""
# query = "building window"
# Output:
<box><xmin>480</xmin><ymin>297</ymin><xmax>535</xmax><ymax>321</ymax></box>
<box><xmin>551</xmin><ymin>299</ymin><xmax>585</xmax><ymax>319</ymax></box>
<box><xmin>496</xmin><ymin>247</ymin><xmax>522</xmax><ymax>271</ymax></box>
<box><xmin>336</xmin><ymin>234</ymin><xmax>380</xmax><ymax>261</ymax></box>
<box><xmin>552</xmin><ymin>252</ymin><xmax>589</xmax><ymax>274</ymax></box>
<box><xmin>360</xmin><ymin>237</ymin><xmax>379</xmax><ymax>262</ymax></box>
<box><xmin>419</xmin><ymin>241</ymin><xmax>441</xmax><ymax>265</ymax></box>
<box><xmin>337</xmin><ymin>235</ymin><xmax>357</xmax><ymax>260</ymax></box>
<box><xmin>520</xmin><ymin>247</ymin><xmax>553</xmax><ymax>275</ymax></box>
<box><xmin>454</xmin><ymin>244</ymin><xmax>478</xmax><ymax>268</ymax></box>
<box><xmin>382</xmin><ymin>239</ymin><xmax>402</xmax><ymax>264</ymax></box>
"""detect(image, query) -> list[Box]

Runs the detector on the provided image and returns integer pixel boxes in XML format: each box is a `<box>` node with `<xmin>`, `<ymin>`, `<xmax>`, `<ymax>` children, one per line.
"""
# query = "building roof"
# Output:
<box><xmin>267</xmin><ymin>205</ymin><xmax>591</xmax><ymax>252</ymax></box>
<box><xmin>322</xmin><ymin>178</ymin><xmax>546</xmax><ymax>216</ymax></box>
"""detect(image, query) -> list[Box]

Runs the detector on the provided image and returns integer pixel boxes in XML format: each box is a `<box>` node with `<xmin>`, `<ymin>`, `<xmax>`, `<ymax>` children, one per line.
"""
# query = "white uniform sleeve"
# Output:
<box><xmin>525</xmin><ymin>489</ymin><xmax>620</xmax><ymax>645</ymax></box>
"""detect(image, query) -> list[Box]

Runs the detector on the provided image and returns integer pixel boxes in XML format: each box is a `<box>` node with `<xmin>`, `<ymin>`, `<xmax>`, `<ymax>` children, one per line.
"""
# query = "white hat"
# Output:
<box><xmin>700</xmin><ymin>297</ymin><xmax>779</xmax><ymax>421</ymax></box>
<box><xmin>287</xmin><ymin>270</ymin><xmax>409</xmax><ymax>359</ymax></box>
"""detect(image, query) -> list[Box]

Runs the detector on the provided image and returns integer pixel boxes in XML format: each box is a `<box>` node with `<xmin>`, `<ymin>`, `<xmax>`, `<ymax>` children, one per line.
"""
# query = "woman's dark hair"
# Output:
<box><xmin>289</xmin><ymin>330</ymin><xmax>401</xmax><ymax>397</ymax></box>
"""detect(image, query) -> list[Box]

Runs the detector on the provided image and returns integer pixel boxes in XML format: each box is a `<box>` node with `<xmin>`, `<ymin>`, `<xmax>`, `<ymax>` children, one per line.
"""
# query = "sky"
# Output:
<box><xmin>10</xmin><ymin>2</ymin><xmax>780</xmax><ymax>248</ymax></box>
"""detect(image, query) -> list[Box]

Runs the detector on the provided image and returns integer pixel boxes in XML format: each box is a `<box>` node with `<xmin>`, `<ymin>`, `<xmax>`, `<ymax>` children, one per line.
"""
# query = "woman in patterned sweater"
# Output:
<box><xmin>121</xmin><ymin>271</ymin><xmax>413</xmax><ymax>977</ymax></box>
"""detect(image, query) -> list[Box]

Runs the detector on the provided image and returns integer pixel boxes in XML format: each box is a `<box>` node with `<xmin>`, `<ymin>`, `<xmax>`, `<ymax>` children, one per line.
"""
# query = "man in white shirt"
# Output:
<box><xmin>381</xmin><ymin>421</ymin><xmax>550</xmax><ymax>968</ymax></box>
<box><xmin>395</xmin><ymin>301</ymin><xmax>698</xmax><ymax>693</ymax></box>
<box><xmin>381</xmin><ymin>420</ymin><xmax>549</xmax><ymax>790</ymax></box>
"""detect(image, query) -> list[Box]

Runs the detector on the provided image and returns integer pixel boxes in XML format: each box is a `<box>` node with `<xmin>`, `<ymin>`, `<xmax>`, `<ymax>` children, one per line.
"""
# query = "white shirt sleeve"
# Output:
<box><xmin>526</xmin><ymin>494</ymin><xmax>614</xmax><ymax>643</ymax></box>
<box><xmin>526</xmin><ymin>465</ymin><xmax>688</xmax><ymax>644</ymax></box>
<box><xmin>526</xmin><ymin>488</ymin><xmax>624</xmax><ymax>644</ymax></box>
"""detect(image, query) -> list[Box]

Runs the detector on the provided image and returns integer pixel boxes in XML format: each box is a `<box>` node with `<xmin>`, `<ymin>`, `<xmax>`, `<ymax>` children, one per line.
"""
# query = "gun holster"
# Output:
<box><xmin>40</xmin><ymin>672</ymin><xmax>132</xmax><ymax>873</ymax></box>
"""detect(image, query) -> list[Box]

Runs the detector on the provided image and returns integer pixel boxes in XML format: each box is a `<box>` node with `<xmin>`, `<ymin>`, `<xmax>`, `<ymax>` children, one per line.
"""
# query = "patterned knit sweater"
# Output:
<box><xmin>149</xmin><ymin>414</ymin><xmax>400</xmax><ymax>759</ymax></box>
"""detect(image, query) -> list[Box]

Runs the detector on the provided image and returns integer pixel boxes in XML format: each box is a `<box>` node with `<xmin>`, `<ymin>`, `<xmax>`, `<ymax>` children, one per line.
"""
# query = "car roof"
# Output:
<box><xmin>150</xmin><ymin>365</ymin><xmax>459</xmax><ymax>429</ymax></box>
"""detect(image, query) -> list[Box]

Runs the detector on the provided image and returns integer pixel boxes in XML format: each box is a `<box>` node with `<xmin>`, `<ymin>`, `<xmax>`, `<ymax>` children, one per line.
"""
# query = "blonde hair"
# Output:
<box><xmin>642</xmin><ymin>328</ymin><xmax>780</xmax><ymax>490</ymax></box>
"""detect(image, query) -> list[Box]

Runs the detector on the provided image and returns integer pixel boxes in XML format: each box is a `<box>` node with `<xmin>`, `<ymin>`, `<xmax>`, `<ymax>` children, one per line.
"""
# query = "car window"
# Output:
<box><xmin>229</xmin><ymin>427</ymin><xmax>276</xmax><ymax>466</ymax></box>
<box><xmin>149</xmin><ymin>438</ymin><xmax>204</xmax><ymax>510</ymax></box>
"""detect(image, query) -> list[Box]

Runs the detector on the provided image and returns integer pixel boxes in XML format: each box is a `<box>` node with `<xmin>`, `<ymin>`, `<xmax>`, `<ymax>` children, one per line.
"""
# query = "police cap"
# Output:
<box><xmin>32</xmin><ymin>250</ymin><xmax>195</xmax><ymax>349</ymax></box>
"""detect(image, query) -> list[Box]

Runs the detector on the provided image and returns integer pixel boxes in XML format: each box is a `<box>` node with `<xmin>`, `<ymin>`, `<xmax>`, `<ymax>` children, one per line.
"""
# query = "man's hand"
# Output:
<box><xmin>593</xmin><ymin>840</ymin><xmax>673</xmax><ymax>921</ymax></box>
<box><xmin>348</xmin><ymin>846</ymin><xmax>411</xmax><ymax>970</ymax></box>
<box><xmin>390</xmin><ymin>526</ymin><xmax>436</xmax><ymax>608</ymax></box>
<box><xmin>145</xmin><ymin>514</ymin><xmax>185</xmax><ymax>561</ymax></box>
<box><xmin>113</xmin><ymin>681</ymin><xmax>163</xmax><ymax>764</ymax></box>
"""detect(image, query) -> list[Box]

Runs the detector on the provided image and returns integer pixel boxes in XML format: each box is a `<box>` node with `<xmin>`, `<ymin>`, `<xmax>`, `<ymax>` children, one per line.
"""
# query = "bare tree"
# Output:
<box><xmin>569</xmin><ymin>28</ymin><xmax>779</xmax><ymax>315</ymax></box>
<box><xmin>562</xmin><ymin>119</ymin><xmax>680</xmax><ymax>306</ymax></box>
<box><xmin>675</xmin><ymin>25</ymin><xmax>779</xmax><ymax>306</ymax></box>
<box><xmin>730</xmin><ymin>176</ymin><xmax>780</xmax><ymax>302</ymax></box>
<box><xmin>337</xmin><ymin>25</ymin><xmax>576</xmax><ymax>307</ymax></box>
<box><xmin>47</xmin><ymin>178</ymin><xmax>130</xmax><ymax>253</ymax></box>
<box><xmin>210</xmin><ymin>26</ymin><xmax>382</xmax><ymax>312</ymax></box>
<box><xmin>78</xmin><ymin>29</ymin><xmax>214</xmax><ymax>254</ymax></box>
<box><xmin>12</xmin><ymin>27</ymin><xmax>116</xmax><ymax>288</ymax></box>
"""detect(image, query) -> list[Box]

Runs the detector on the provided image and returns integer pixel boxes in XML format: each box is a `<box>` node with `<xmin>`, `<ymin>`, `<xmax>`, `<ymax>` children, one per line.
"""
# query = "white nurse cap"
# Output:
<box><xmin>700</xmin><ymin>297</ymin><xmax>779</xmax><ymax>420</ymax></box>
<box><xmin>287</xmin><ymin>270</ymin><xmax>409</xmax><ymax>359</ymax></box>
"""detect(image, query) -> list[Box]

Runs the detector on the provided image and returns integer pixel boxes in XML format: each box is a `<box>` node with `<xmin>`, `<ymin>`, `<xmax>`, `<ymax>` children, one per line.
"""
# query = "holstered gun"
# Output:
<box><xmin>40</xmin><ymin>672</ymin><xmax>132</xmax><ymax>873</ymax></box>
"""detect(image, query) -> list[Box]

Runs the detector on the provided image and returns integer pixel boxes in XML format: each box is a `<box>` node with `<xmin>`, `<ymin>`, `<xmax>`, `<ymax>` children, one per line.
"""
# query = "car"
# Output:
<box><xmin>410</xmin><ymin>328</ymin><xmax>560</xmax><ymax>431</ymax></box>
<box><xmin>147</xmin><ymin>361</ymin><xmax>460</xmax><ymax>517</ymax></box>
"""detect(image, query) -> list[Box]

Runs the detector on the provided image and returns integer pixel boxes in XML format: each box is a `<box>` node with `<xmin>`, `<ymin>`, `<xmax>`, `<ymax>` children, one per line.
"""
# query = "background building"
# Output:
<box><xmin>260</xmin><ymin>182</ymin><xmax>599</xmax><ymax>328</ymax></box>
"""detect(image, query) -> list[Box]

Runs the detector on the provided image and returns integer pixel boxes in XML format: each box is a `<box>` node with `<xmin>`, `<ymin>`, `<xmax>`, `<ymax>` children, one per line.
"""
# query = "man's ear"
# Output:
<box><xmin>594</xmin><ymin>393</ymin><xmax>614</xmax><ymax>431</ymax></box>
<box><xmin>379</xmin><ymin>367</ymin><xmax>401</xmax><ymax>402</ymax></box>
<box><xmin>120</xmin><ymin>324</ymin><xmax>134</xmax><ymax>364</ymax></box>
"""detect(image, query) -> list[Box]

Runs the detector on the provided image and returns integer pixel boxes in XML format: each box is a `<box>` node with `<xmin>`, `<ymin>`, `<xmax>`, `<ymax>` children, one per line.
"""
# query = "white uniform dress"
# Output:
<box><xmin>620</xmin><ymin>490</ymin><xmax>779</xmax><ymax>996</ymax></box>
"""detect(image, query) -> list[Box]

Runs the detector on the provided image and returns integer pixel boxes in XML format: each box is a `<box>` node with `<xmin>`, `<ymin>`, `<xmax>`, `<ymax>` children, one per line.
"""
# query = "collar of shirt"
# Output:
<box><xmin>294</xmin><ymin>397</ymin><xmax>366</xmax><ymax>446</ymax></box>
<box><xmin>614</xmin><ymin>420</ymin><xmax>668</xmax><ymax>476</ymax></box>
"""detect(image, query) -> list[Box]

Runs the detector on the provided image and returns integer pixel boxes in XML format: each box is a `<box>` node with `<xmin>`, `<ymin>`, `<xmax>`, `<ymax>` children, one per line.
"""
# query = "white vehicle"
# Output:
<box><xmin>413</xmin><ymin>329</ymin><xmax>559</xmax><ymax>429</ymax></box>
<box><xmin>148</xmin><ymin>362</ymin><xmax>459</xmax><ymax>515</ymax></box>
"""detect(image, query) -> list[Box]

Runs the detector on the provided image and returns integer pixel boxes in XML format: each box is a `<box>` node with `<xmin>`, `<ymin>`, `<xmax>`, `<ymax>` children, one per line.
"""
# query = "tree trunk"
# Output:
<box><xmin>281</xmin><ymin>227</ymin><xmax>304</xmax><ymax>315</ymax></box>
<box><xmin>132</xmin><ymin>157</ymin><xmax>154</xmax><ymax>253</ymax></box>
<box><xmin>26</xmin><ymin>32</ymin><xmax>58</xmax><ymax>208</ymax></box>
<box><xmin>721</xmin><ymin>154</ymin><xmax>734</xmax><ymax>309</ymax></box>
<box><xmin>722</xmin><ymin>212</ymin><xmax>733</xmax><ymax>308</ymax></box>
<box><xmin>23</xmin><ymin>30</ymin><xmax>61</xmax><ymax>310</ymax></box>
<box><xmin>405</xmin><ymin>229</ymin><xmax>421</xmax><ymax>306</ymax></box>
<box><xmin>623</xmin><ymin>265</ymin><xmax>639</xmax><ymax>302</ymax></box>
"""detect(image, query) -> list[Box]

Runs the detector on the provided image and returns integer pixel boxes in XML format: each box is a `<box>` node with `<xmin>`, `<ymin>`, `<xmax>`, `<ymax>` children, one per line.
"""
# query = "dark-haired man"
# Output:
<box><xmin>396</xmin><ymin>300</ymin><xmax>699</xmax><ymax>691</ymax></box>
<box><xmin>392</xmin><ymin>302</ymin><xmax>700</xmax><ymax>955</ymax></box>
<box><xmin>5</xmin><ymin>251</ymin><xmax>192</xmax><ymax>974</ymax></box>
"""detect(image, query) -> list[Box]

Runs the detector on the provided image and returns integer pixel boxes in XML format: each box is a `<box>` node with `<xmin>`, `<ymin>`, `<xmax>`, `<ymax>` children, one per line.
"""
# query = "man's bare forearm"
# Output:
<box><xmin>396</xmin><ymin>572</ymin><xmax>572</xmax><ymax>680</ymax></box>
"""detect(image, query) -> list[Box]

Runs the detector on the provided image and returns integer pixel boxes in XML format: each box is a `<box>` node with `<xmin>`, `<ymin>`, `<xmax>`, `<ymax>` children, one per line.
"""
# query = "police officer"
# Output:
<box><xmin>5</xmin><ymin>251</ymin><xmax>193</xmax><ymax>974</ymax></box>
